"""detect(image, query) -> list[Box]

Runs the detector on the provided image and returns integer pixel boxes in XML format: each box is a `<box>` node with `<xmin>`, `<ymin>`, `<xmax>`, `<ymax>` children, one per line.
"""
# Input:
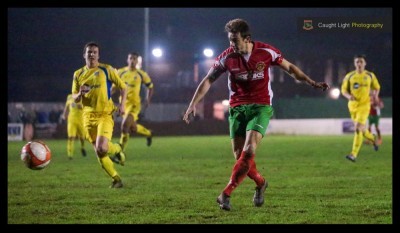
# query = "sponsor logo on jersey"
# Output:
<box><xmin>236</xmin><ymin>71</ymin><xmax>264</xmax><ymax>81</ymax></box>
<box><xmin>89</xmin><ymin>84</ymin><xmax>101</xmax><ymax>89</ymax></box>
<box><xmin>236</xmin><ymin>72</ymin><xmax>248</xmax><ymax>81</ymax></box>
<box><xmin>353</xmin><ymin>82</ymin><xmax>368</xmax><ymax>89</ymax></box>
<box><xmin>124</xmin><ymin>81</ymin><xmax>135</xmax><ymax>88</ymax></box>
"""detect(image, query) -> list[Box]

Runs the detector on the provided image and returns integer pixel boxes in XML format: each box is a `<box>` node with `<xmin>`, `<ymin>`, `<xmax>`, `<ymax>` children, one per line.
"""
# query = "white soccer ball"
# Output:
<box><xmin>20</xmin><ymin>141</ymin><xmax>52</xmax><ymax>170</ymax></box>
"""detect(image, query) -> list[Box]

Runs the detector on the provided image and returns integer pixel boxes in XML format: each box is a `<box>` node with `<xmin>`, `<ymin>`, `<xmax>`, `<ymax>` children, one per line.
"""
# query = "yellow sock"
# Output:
<box><xmin>137</xmin><ymin>124</ymin><xmax>151</xmax><ymax>137</ymax></box>
<box><xmin>107</xmin><ymin>141</ymin><xmax>122</xmax><ymax>157</ymax></box>
<box><xmin>113</xmin><ymin>174</ymin><xmax>121</xmax><ymax>182</ymax></box>
<box><xmin>351</xmin><ymin>131</ymin><xmax>363</xmax><ymax>157</ymax></box>
<box><xmin>119</xmin><ymin>133</ymin><xmax>130</xmax><ymax>151</ymax></box>
<box><xmin>97</xmin><ymin>155</ymin><xmax>118</xmax><ymax>178</ymax></box>
<box><xmin>67</xmin><ymin>139</ymin><xmax>74</xmax><ymax>157</ymax></box>
<box><xmin>363</xmin><ymin>129</ymin><xmax>375</xmax><ymax>143</ymax></box>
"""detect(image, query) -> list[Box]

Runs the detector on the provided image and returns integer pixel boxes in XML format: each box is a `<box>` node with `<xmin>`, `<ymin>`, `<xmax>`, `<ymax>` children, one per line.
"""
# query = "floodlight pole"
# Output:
<box><xmin>144</xmin><ymin>8</ymin><xmax>149</xmax><ymax>71</ymax></box>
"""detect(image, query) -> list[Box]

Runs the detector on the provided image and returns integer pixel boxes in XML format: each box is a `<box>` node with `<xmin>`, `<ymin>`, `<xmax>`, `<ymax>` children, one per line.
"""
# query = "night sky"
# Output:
<box><xmin>8</xmin><ymin>8</ymin><xmax>393</xmax><ymax>102</ymax></box>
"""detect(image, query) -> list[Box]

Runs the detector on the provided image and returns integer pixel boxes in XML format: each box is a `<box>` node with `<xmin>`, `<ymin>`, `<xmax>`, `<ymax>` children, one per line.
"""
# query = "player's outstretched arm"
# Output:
<box><xmin>183</xmin><ymin>67</ymin><xmax>222</xmax><ymax>124</ymax></box>
<box><xmin>279</xmin><ymin>58</ymin><xmax>330</xmax><ymax>91</ymax></box>
<box><xmin>61</xmin><ymin>102</ymin><xmax>69</xmax><ymax>121</ymax></box>
<box><xmin>118</xmin><ymin>87</ymin><xmax>127</xmax><ymax>116</ymax></box>
<box><xmin>183</xmin><ymin>77</ymin><xmax>211</xmax><ymax>124</ymax></box>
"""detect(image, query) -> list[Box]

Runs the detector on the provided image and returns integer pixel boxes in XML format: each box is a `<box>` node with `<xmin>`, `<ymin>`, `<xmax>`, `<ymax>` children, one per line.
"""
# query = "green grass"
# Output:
<box><xmin>8</xmin><ymin>135</ymin><xmax>392</xmax><ymax>224</ymax></box>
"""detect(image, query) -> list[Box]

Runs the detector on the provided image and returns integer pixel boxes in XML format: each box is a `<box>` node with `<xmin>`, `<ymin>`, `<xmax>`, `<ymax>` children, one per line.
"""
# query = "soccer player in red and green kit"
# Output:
<box><xmin>368</xmin><ymin>95</ymin><xmax>384</xmax><ymax>145</ymax></box>
<box><xmin>183</xmin><ymin>18</ymin><xmax>330</xmax><ymax>211</ymax></box>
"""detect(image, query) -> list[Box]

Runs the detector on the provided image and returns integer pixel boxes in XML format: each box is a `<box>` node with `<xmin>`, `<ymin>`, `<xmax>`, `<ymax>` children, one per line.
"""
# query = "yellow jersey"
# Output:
<box><xmin>341</xmin><ymin>69</ymin><xmax>380</xmax><ymax>107</ymax></box>
<box><xmin>72</xmin><ymin>63</ymin><xmax>126</xmax><ymax>113</ymax></box>
<box><xmin>117</xmin><ymin>67</ymin><xmax>153</xmax><ymax>106</ymax></box>
<box><xmin>65</xmin><ymin>94</ymin><xmax>83</xmax><ymax>119</ymax></box>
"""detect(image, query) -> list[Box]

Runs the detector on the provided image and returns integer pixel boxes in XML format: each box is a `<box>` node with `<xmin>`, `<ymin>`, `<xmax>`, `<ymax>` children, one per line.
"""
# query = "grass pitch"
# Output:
<box><xmin>8</xmin><ymin>135</ymin><xmax>392</xmax><ymax>224</ymax></box>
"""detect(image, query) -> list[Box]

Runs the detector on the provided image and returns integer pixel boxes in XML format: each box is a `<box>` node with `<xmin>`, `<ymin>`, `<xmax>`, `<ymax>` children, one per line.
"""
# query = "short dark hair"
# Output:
<box><xmin>83</xmin><ymin>41</ymin><xmax>99</xmax><ymax>54</ymax></box>
<box><xmin>225</xmin><ymin>18</ymin><xmax>251</xmax><ymax>39</ymax></box>
<box><xmin>354</xmin><ymin>54</ymin><xmax>366</xmax><ymax>60</ymax></box>
<box><xmin>128</xmin><ymin>52</ymin><xmax>140</xmax><ymax>57</ymax></box>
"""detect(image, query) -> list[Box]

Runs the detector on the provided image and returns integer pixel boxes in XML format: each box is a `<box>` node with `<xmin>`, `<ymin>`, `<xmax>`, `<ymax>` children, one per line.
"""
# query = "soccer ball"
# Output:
<box><xmin>20</xmin><ymin>140</ymin><xmax>52</xmax><ymax>170</ymax></box>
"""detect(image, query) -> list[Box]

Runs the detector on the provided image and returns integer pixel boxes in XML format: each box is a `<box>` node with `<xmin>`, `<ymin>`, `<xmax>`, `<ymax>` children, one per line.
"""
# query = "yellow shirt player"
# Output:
<box><xmin>114</xmin><ymin>52</ymin><xmax>154</xmax><ymax>150</ymax></box>
<box><xmin>71</xmin><ymin>42</ymin><xmax>127</xmax><ymax>188</ymax></box>
<box><xmin>341</xmin><ymin>54</ymin><xmax>381</xmax><ymax>162</ymax></box>
<box><xmin>61</xmin><ymin>94</ymin><xmax>86</xmax><ymax>159</ymax></box>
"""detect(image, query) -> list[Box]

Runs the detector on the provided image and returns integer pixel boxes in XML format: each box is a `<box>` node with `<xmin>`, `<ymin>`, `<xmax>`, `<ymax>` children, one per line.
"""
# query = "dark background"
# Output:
<box><xmin>8</xmin><ymin>8</ymin><xmax>393</xmax><ymax>103</ymax></box>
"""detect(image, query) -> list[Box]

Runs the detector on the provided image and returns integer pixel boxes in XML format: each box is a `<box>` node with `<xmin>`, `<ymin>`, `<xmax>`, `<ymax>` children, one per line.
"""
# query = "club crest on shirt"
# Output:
<box><xmin>256</xmin><ymin>62</ymin><xmax>266</xmax><ymax>72</ymax></box>
<box><xmin>94</xmin><ymin>71</ymin><xmax>99</xmax><ymax>76</ymax></box>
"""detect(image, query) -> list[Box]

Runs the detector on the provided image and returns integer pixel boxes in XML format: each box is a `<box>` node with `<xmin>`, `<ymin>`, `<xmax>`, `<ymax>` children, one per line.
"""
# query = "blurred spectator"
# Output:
<box><xmin>18</xmin><ymin>106</ymin><xmax>36</xmax><ymax>141</ymax></box>
<box><xmin>49</xmin><ymin>107</ymin><xmax>62</xmax><ymax>123</ymax></box>
<box><xmin>35</xmin><ymin>109</ymin><xmax>49</xmax><ymax>123</ymax></box>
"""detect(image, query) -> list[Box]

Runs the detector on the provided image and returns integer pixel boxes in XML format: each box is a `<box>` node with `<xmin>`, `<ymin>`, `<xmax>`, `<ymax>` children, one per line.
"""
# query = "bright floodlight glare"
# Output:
<box><xmin>329</xmin><ymin>87</ymin><xmax>341</xmax><ymax>99</ymax></box>
<box><xmin>203</xmin><ymin>48</ymin><xmax>214</xmax><ymax>58</ymax></box>
<box><xmin>152</xmin><ymin>48</ymin><xmax>163</xmax><ymax>57</ymax></box>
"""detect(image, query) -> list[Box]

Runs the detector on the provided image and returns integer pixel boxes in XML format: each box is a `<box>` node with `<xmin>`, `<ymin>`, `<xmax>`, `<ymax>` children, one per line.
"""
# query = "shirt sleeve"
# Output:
<box><xmin>72</xmin><ymin>71</ymin><xmax>80</xmax><ymax>94</ymax></box>
<box><xmin>268</xmin><ymin>46</ymin><xmax>283</xmax><ymax>65</ymax></box>
<box><xmin>109</xmin><ymin>66</ymin><xmax>127</xmax><ymax>90</ymax></box>
<box><xmin>341</xmin><ymin>74</ymin><xmax>350</xmax><ymax>94</ymax></box>
<box><xmin>141</xmin><ymin>70</ymin><xmax>154</xmax><ymax>89</ymax></box>
<box><xmin>371</xmin><ymin>72</ymin><xmax>381</xmax><ymax>91</ymax></box>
